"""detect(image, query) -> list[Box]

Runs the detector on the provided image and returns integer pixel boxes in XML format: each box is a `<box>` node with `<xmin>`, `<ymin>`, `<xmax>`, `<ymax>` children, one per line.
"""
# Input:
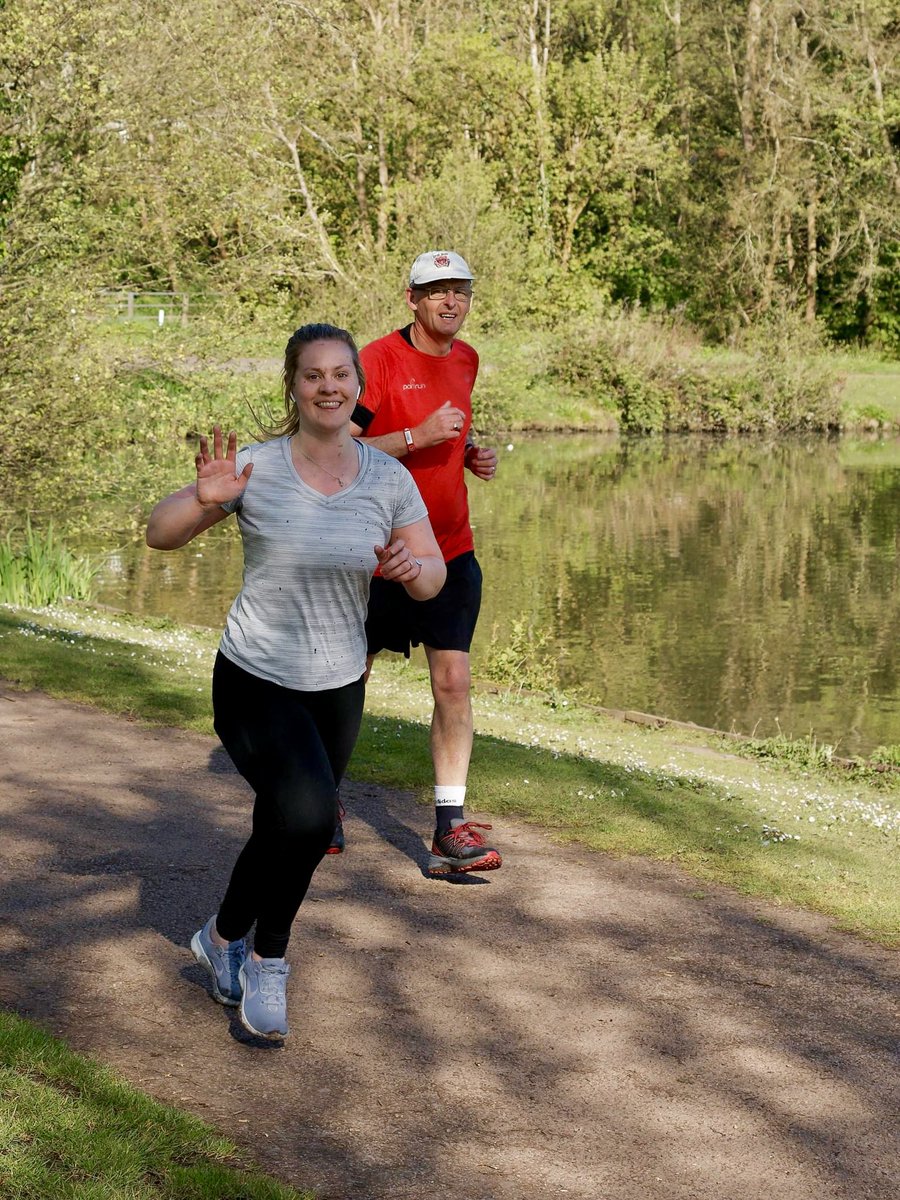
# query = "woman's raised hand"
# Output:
<box><xmin>195</xmin><ymin>426</ymin><xmax>253</xmax><ymax>509</ymax></box>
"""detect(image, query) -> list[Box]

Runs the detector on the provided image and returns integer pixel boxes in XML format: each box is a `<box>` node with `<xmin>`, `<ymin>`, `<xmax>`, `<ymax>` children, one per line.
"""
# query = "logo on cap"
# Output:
<box><xmin>433</xmin><ymin>253</ymin><xmax>451</xmax><ymax>268</ymax></box>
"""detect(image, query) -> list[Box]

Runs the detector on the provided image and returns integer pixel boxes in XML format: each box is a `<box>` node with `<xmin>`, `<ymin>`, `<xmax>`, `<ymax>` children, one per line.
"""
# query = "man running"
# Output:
<box><xmin>349</xmin><ymin>249</ymin><xmax>501</xmax><ymax>875</ymax></box>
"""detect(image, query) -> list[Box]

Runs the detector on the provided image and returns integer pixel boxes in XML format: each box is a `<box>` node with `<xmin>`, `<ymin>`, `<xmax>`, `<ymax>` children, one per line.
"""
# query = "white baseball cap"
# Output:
<box><xmin>409</xmin><ymin>250</ymin><xmax>474</xmax><ymax>287</ymax></box>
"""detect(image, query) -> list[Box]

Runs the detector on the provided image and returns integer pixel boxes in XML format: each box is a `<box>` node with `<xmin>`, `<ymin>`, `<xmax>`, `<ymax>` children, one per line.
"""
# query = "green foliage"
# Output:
<box><xmin>473</xmin><ymin>326</ymin><xmax>620</xmax><ymax>431</ymax></box>
<box><xmin>742</xmin><ymin>731</ymin><xmax>837</xmax><ymax>772</ymax></box>
<box><xmin>0</xmin><ymin>0</ymin><xmax>896</xmax><ymax>503</ymax></box>
<box><xmin>469</xmin><ymin>362</ymin><xmax>517</xmax><ymax>432</ymax></box>
<box><xmin>0</xmin><ymin>274</ymin><xmax>116</xmax><ymax>475</ymax></box>
<box><xmin>870</xmin><ymin>745</ymin><xmax>900</xmax><ymax>768</ymax></box>
<box><xmin>113</xmin><ymin>366</ymin><xmax>274</xmax><ymax>446</ymax></box>
<box><xmin>0</xmin><ymin>522</ymin><xmax>96</xmax><ymax>606</ymax></box>
<box><xmin>740</xmin><ymin>730</ymin><xmax>900</xmax><ymax>786</ymax></box>
<box><xmin>530</xmin><ymin>308</ymin><xmax>843</xmax><ymax>433</ymax></box>
<box><xmin>2</xmin><ymin>0</ymin><xmax>896</xmax><ymax>345</ymax></box>
<box><xmin>842</xmin><ymin>402</ymin><xmax>890</xmax><ymax>427</ymax></box>
<box><xmin>0</xmin><ymin>270</ymin><xmax>279</xmax><ymax>523</ymax></box>
<box><xmin>544</xmin><ymin>43</ymin><xmax>682</xmax><ymax>292</ymax></box>
<box><xmin>483</xmin><ymin>617</ymin><xmax>561</xmax><ymax>700</ymax></box>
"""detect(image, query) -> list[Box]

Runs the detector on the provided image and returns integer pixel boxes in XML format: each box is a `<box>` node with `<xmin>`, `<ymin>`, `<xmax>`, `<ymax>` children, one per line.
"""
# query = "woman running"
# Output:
<box><xmin>146</xmin><ymin>323</ymin><xmax>445</xmax><ymax>1039</ymax></box>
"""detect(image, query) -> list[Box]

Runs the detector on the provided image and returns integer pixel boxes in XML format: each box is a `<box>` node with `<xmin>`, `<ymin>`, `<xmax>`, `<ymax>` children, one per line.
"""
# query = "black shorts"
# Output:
<box><xmin>365</xmin><ymin>550</ymin><xmax>482</xmax><ymax>657</ymax></box>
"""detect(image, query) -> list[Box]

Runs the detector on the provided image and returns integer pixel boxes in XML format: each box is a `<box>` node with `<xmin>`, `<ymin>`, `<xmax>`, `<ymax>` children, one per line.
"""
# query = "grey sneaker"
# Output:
<box><xmin>190</xmin><ymin>916</ymin><xmax>246</xmax><ymax>1007</ymax></box>
<box><xmin>239</xmin><ymin>957</ymin><xmax>291</xmax><ymax>1039</ymax></box>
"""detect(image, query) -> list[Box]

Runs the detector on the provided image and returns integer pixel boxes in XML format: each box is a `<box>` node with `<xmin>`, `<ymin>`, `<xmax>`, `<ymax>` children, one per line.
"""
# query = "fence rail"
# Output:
<box><xmin>97</xmin><ymin>289</ymin><xmax>200</xmax><ymax>326</ymax></box>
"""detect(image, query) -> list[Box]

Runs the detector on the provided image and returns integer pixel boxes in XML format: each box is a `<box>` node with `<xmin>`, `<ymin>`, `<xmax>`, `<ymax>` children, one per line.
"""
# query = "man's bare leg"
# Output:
<box><xmin>424</xmin><ymin>647</ymin><xmax>473</xmax><ymax>786</ymax></box>
<box><xmin>424</xmin><ymin>646</ymin><xmax>500</xmax><ymax>873</ymax></box>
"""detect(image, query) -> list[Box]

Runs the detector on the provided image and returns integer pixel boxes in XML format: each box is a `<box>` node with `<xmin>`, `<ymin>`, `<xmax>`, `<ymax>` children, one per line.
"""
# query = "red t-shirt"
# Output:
<box><xmin>358</xmin><ymin>329</ymin><xmax>479</xmax><ymax>563</ymax></box>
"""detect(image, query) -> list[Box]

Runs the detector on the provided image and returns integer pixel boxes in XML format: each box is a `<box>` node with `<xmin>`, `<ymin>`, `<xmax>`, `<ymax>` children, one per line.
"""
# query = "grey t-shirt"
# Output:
<box><xmin>218</xmin><ymin>436</ymin><xmax>427</xmax><ymax>691</ymax></box>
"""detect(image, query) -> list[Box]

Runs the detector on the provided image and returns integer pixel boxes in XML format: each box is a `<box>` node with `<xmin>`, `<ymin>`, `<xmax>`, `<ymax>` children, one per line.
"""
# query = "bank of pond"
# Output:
<box><xmin>31</xmin><ymin>431</ymin><xmax>891</xmax><ymax>762</ymax></box>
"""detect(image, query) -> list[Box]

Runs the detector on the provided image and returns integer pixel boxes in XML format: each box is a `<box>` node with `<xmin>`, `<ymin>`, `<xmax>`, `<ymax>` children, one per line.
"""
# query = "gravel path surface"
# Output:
<box><xmin>1</xmin><ymin>684</ymin><xmax>898</xmax><ymax>1200</ymax></box>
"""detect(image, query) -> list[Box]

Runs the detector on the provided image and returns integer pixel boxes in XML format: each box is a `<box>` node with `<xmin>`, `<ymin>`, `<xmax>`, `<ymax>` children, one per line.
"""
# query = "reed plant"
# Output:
<box><xmin>0</xmin><ymin>522</ymin><xmax>96</xmax><ymax>606</ymax></box>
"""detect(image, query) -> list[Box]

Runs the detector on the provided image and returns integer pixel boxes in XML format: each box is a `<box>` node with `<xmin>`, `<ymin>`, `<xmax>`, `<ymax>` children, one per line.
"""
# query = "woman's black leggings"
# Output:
<box><xmin>211</xmin><ymin>652</ymin><xmax>365</xmax><ymax>958</ymax></box>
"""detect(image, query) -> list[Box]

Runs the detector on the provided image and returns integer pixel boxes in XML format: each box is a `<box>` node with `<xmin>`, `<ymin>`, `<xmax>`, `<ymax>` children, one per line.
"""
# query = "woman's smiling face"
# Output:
<box><xmin>291</xmin><ymin>339</ymin><xmax>360</xmax><ymax>431</ymax></box>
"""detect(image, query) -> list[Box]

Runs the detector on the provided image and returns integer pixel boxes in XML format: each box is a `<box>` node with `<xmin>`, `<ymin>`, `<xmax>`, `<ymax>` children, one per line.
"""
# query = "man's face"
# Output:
<box><xmin>406</xmin><ymin>279</ymin><xmax>473</xmax><ymax>341</ymax></box>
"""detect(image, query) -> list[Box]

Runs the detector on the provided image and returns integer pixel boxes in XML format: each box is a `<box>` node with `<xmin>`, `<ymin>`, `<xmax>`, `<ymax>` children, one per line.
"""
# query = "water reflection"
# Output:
<box><xmin>88</xmin><ymin>433</ymin><xmax>900</xmax><ymax>757</ymax></box>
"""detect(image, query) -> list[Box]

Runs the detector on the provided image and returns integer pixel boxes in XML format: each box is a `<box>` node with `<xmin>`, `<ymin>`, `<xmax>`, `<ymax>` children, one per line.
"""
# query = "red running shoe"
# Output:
<box><xmin>326</xmin><ymin>798</ymin><xmax>345</xmax><ymax>855</ymax></box>
<box><xmin>428</xmin><ymin>822</ymin><xmax>502</xmax><ymax>874</ymax></box>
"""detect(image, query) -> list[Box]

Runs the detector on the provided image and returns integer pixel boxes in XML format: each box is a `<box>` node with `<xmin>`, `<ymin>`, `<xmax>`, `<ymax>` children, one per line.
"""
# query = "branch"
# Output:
<box><xmin>261</xmin><ymin>83</ymin><xmax>348</xmax><ymax>283</ymax></box>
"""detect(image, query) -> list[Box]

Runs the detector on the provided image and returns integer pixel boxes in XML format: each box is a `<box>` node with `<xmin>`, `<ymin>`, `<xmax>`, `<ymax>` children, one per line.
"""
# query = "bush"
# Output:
<box><xmin>532</xmin><ymin>308</ymin><xmax>843</xmax><ymax>433</ymax></box>
<box><xmin>483</xmin><ymin>617</ymin><xmax>561</xmax><ymax>700</ymax></box>
<box><xmin>870</xmin><ymin>745</ymin><xmax>900</xmax><ymax>768</ymax></box>
<box><xmin>0</xmin><ymin>275</ymin><xmax>118</xmax><ymax>478</ymax></box>
<box><xmin>743</xmin><ymin>731</ymin><xmax>837</xmax><ymax>771</ymax></box>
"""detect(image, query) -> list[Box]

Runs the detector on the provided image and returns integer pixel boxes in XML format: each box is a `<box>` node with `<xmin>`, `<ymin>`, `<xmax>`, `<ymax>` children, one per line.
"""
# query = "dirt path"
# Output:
<box><xmin>1</xmin><ymin>684</ymin><xmax>898</xmax><ymax>1200</ymax></box>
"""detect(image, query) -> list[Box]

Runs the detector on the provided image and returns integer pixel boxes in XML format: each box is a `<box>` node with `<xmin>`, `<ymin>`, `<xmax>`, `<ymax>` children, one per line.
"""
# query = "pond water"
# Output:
<box><xmin>83</xmin><ymin>432</ymin><xmax>900</xmax><ymax>758</ymax></box>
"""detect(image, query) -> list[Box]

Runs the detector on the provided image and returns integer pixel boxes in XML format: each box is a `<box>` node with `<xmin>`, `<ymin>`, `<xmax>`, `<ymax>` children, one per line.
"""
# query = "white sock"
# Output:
<box><xmin>434</xmin><ymin>785</ymin><xmax>467</xmax><ymax>807</ymax></box>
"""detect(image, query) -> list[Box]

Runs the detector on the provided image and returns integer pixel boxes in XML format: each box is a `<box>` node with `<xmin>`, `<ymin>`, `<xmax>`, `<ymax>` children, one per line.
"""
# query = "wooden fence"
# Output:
<box><xmin>97</xmin><ymin>290</ymin><xmax>194</xmax><ymax>326</ymax></box>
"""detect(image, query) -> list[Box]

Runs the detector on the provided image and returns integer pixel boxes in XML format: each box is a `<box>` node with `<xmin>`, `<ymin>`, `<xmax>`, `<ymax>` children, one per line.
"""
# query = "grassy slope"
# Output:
<box><xmin>0</xmin><ymin>1011</ymin><xmax>313</xmax><ymax>1200</ymax></box>
<box><xmin>832</xmin><ymin>353</ymin><xmax>900</xmax><ymax>423</ymax></box>
<box><xmin>97</xmin><ymin>320</ymin><xmax>900</xmax><ymax>434</ymax></box>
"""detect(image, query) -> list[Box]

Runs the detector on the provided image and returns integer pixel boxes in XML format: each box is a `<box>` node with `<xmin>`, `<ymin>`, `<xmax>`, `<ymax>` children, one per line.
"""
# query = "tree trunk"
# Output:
<box><xmin>740</xmin><ymin>0</ymin><xmax>763</xmax><ymax>153</ymax></box>
<box><xmin>664</xmin><ymin>0</ymin><xmax>689</xmax><ymax>136</ymax></box>
<box><xmin>761</xmin><ymin>206</ymin><xmax>783</xmax><ymax>313</ymax></box>
<box><xmin>799</xmin><ymin>27</ymin><xmax>817</xmax><ymax>322</ymax></box>
<box><xmin>264</xmin><ymin>87</ymin><xmax>347</xmax><ymax>282</ymax></box>
<box><xmin>561</xmin><ymin>191</ymin><xmax>589</xmax><ymax>273</ymax></box>
<box><xmin>528</xmin><ymin>0</ymin><xmax>554</xmax><ymax>256</ymax></box>
<box><xmin>857</xmin><ymin>2</ymin><xmax>900</xmax><ymax>195</ymax></box>
<box><xmin>350</xmin><ymin>55</ymin><xmax>371</xmax><ymax>244</ymax></box>
<box><xmin>376</xmin><ymin>121</ymin><xmax>389</xmax><ymax>252</ymax></box>
<box><xmin>805</xmin><ymin>192</ymin><xmax>817</xmax><ymax>323</ymax></box>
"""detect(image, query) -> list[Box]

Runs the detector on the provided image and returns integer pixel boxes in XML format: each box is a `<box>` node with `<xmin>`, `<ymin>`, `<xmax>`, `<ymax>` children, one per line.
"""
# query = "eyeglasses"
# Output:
<box><xmin>419</xmin><ymin>286</ymin><xmax>473</xmax><ymax>302</ymax></box>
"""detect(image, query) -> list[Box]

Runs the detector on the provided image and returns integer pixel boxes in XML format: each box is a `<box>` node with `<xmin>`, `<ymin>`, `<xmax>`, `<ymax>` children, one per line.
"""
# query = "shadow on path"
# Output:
<box><xmin>1</xmin><ymin>685</ymin><xmax>898</xmax><ymax>1200</ymax></box>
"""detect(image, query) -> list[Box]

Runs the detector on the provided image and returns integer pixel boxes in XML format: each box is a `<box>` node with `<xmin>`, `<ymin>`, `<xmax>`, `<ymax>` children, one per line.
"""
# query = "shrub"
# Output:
<box><xmin>743</xmin><ymin>731</ymin><xmax>837</xmax><ymax>771</ymax></box>
<box><xmin>483</xmin><ymin>617</ymin><xmax>561</xmax><ymax>700</ymax></box>
<box><xmin>532</xmin><ymin>307</ymin><xmax>843</xmax><ymax>433</ymax></box>
<box><xmin>870</xmin><ymin>745</ymin><xmax>900</xmax><ymax>768</ymax></box>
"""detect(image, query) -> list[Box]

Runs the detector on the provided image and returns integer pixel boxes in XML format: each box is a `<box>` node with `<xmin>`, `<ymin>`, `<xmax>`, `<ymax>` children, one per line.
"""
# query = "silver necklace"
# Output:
<box><xmin>298</xmin><ymin>443</ymin><xmax>350</xmax><ymax>487</ymax></box>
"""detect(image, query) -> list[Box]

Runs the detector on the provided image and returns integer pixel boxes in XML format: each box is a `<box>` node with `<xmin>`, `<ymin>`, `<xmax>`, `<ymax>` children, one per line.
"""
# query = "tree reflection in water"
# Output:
<box><xmin>87</xmin><ymin>433</ymin><xmax>900</xmax><ymax>758</ymax></box>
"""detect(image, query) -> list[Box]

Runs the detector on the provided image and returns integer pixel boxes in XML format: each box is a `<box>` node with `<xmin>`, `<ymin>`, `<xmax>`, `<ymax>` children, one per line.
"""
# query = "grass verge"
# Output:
<box><xmin>85</xmin><ymin>317</ymin><xmax>900</xmax><ymax>445</ymax></box>
<box><xmin>832</xmin><ymin>352</ymin><xmax>900</xmax><ymax>426</ymax></box>
<box><xmin>1</xmin><ymin>602</ymin><xmax>897</xmax><ymax>947</ymax></box>
<box><xmin>0</xmin><ymin>1010</ymin><xmax>313</xmax><ymax>1200</ymax></box>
